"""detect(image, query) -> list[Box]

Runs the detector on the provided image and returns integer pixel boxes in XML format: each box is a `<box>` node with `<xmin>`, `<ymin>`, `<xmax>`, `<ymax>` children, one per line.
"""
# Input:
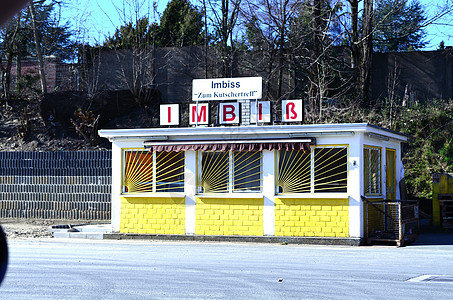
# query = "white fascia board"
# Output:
<box><xmin>364</xmin><ymin>125</ymin><xmax>409</xmax><ymax>143</ymax></box>
<box><xmin>98</xmin><ymin>123</ymin><xmax>408</xmax><ymax>143</ymax></box>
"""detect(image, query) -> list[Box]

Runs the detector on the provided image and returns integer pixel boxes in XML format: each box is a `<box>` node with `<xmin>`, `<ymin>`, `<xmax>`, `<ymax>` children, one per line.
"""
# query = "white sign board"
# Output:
<box><xmin>282</xmin><ymin>100</ymin><xmax>303</xmax><ymax>122</ymax></box>
<box><xmin>160</xmin><ymin>104</ymin><xmax>180</xmax><ymax>125</ymax></box>
<box><xmin>219</xmin><ymin>103</ymin><xmax>240</xmax><ymax>124</ymax></box>
<box><xmin>250</xmin><ymin>101</ymin><xmax>271</xmax><ymax>124</ymax></box>
<box><xmin>189</xmin><ymin>103</ymin><xmax>209</xmax><ymax>125</ymax></box>
<box><xmin>192</xmin><ymin>77</ymin><xmax>262</xmax><ymax>101</ymax></box>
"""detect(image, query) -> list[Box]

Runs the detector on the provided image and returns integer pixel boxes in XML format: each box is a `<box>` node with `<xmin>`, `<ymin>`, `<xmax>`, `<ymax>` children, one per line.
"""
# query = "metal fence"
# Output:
<box><xmin>363</xmin><ymin>197</ymin><xmax>419</xmax><ymax>246</ymax></box>
<box><xmin>0</xmin><ymin>151</ymin><xmax>111</xmax><ymax>220</ymax></box>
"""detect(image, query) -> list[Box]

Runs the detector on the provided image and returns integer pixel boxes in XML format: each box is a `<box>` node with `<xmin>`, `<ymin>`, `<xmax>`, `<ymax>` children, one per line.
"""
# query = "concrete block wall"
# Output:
<box><xmin>274</xmin><ymin>198</ymin><xmax>349</xmax><ymax>237</ymax></box>
<box><xmin>0</xmin><ymin>151</ymin><xmax>111</xmax><ymax>220</ymax></box>
<box><xmin>120</xmin><ymin>196</ymin><xmax>186</xmax><ymax>234</ymax></box>
<box><xmin>195</xmin><ymin>198</ymin><xmax>264</xmax><ymax>236</ymax></box>
<box><xmin>118</xmin><ymin>196</ymin><xmax>265</xmax><ymax>236</ymax></box>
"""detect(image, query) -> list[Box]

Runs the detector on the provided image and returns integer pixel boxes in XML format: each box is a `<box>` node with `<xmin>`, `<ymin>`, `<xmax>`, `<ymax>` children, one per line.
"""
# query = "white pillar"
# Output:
<box><xmin>111</xmin><ymin>142</ymin><xmax>123</xmax><ymax>232</ymax></box>
<box><xmin>262</xmin><ymin>150</ymin><xmax>275</xmax><ymax>236</ymax></box>
<box><xmin>184</xmin><ymin>150</ymin><xmax>197</xmax><ymax>235</ymax></box>
<box><xmin>348</xmin><ymin>135</ymin><xmax>363</xmax><ymax>238</ymax></box>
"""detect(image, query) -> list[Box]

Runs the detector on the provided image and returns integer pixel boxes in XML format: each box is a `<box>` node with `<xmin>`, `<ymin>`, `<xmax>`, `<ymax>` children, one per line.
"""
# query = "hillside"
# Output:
<box><xmin>0</xmin><ymin>90</ymin><xmax>159</xmax><ymax>152</ymax></box>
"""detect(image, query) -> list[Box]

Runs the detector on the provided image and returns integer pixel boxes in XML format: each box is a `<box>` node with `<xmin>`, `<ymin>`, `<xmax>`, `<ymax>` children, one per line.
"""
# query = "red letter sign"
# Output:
<box><xmin>250</xmin><ymin>101</ymin><xmax>271</xmax><ymax>124</ymax></box>
<box><xmin>220</xmin><ymin>103</ymin><xmax>239</xmax><ymax>124</ymax></box>
<box><xmin>160</xmin><ymin>104</ymin><xmax>180</xmax><ymax>125</ymax></box>
<box><xmin>282</xmin><ymin>100</ymin><xmax>303</xmax><ymax>122</ymax></box>
<box><xmin>189</xmin><ymin>103</ymin><xmax>209</xmax><ymax>125</ymax></box>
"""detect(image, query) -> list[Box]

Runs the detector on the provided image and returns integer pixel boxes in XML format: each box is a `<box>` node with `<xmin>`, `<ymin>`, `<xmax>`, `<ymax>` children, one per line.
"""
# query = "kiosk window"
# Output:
<box><xmin>277</xmin><ymin>146</ymin><xmax>348</xmax><ymax>194</ymax></box>
<box><xmin>198</xmin><ymin>151</ymin><xmax>263</xmax><ymax>193</ymax></box>
<box><xmin>123</xmin><ymin>150</ymin><xmax>184</xmax><ymax>193</ymax></box>
<box><xmin>364</xmin><ymin>146</ymin><xmax>381</xmax><ymax>195</ymax></box>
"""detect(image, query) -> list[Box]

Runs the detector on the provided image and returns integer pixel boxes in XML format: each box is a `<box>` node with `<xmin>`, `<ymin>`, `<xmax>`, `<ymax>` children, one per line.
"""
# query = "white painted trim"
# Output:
<box><xmin>363</xmin><ymin>195</ymin><xmax>385</xmax><ymax>200</ymax></box>
<box><xmin>348</xmin><ymin>134</ymin><xmax>363</xmax><ymax>238</ymax></box>
<box><xmin>275</xmin><ymin>194</ymin><xmax>349</xmax><ymax>199</ymax></box>
<box><xmin>99</xmin><ymin>123</ymin><xmax>409</xmax><ymax>143</ymax></box>
<box><xmin>111</xmin><ymin>142</ymin><xmax>123</xmax><ymax>232</ymax></box>
<box><xmin>310</xmin><ymin>151</ymin><xmax>315</xmax><ymax>193</ymax></box>
<box><xmin>262</xmin><ymin>150</ymin><xmax>275</xmax><ymax>236</ymax></box>
<box><xmin>197</xmin><ymin>193</ymin><xmax>350</xmax><ymax>199</ymax></box>
<box><xmin>143</xmin><ymin>138</ymin><xmax>313</xmax><ymax>146</ymax></box>
<box><xmin>119</xmin><ymin>193</ymin><xmax>186</xmax><ymax>198</ymax></box>
<box><xmin>152</xmin><ymin>151</ymin><xmax>157</xmax><ymax>192</ymax></box>
<box><xmin>228</xmin><ymin>152</ymin><xmax>233</xmax><ymax>193</ymax></box>
<box><xmin>196</xmin><ymin>193</ymin><xmax>264</xmax><ymax>199</ymax></box>
<box><xmin>184</xmin><ymin>150</ymin><xmax>197</xmax><ymax>235</ymax></box>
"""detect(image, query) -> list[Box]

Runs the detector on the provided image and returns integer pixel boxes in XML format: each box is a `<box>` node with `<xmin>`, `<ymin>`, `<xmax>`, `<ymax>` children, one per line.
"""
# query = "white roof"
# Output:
<box><xmin>98</xmin><ymin>123</ymin><xmax>409</xmax><ymax>143</ymax></box>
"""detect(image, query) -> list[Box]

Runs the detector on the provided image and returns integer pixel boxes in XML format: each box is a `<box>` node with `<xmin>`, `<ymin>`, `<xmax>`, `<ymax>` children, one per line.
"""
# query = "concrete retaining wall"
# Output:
<box><xmin>0</xmin><ymin>151</ymin><xmax>111</xmax><ymax>220</ymax></box>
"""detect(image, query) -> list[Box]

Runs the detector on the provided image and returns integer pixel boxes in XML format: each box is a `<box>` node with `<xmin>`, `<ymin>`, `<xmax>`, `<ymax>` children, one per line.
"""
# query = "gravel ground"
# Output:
<box><xmin>0</xmin><ymin>219</ymin><xmax>75</xmax><ymax>239</ymax></box>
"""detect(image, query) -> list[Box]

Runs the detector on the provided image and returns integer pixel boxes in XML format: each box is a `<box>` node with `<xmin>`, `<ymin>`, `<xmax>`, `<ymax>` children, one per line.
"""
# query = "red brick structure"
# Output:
<box><xmin>3</xmin><ymin>56</ymin><xmax>78</xmax><ymax>95</ymax></box>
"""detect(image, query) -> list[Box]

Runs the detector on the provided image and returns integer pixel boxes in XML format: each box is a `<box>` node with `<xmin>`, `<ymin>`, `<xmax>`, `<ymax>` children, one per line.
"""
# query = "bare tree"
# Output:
<box><xmin>78</xmin><ymin>44</ymin><xmax>102</xmax><ymax>98</ymax></box>
<box><xmin>347</xmin><ymin>0</ymin><xmax>358</xmax><ymax>69</ymax></box>
<box><xmin>286</xmin><ymin>1</ymin><xmax>352</xmax><ymax>120</ymax></box>
<box><xmin>386</xmin><ymin>58</ymin><xmax>400</xmax><ymax>106</ymax></box>
<box><xmin>203</xmin><ymin>0</ymin><xmax>242</xmax><ymax>77</ymax></box>
<box><xmin>0</xmin><ymin>17</ymin><xmax>19</xmax><ymax>100</ymax></box>
<box><xmin>358</xmin><ymin>0</ymin><xmax>372</xmax><ymax>105</ymax></box>
<box><xmin>309</xmin><ymin>0</ymin><xmax>323</xmax><ymax>116</ymax></box>
<box><xmin>344</xmin><ymin>0</ymin><xmax>453</xmax><ymax>107</ymax></box>
<box><xmin>104</xmin><ymin>0</ymin><xmax>160</xmax><ymax>108</ymax></box>
<box><xmin>201</xmin><ymin>0</ymin><xmax>209</xmax><ymax>78</ymax></box>
<box><xmin>29</xmin><ymin>0</ymin><xmax>47</xmax><ymax>94</ymax></box>
<box><xmin>242</xmin><ymin>0</ymin><xmax>301</xmax><ymax>97</ymax></box>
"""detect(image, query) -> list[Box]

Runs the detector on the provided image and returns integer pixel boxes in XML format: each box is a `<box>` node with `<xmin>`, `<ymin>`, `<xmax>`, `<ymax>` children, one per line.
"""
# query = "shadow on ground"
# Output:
<box><xmin>412</xmin><ymin>226</ymin><xmax>453</xmax><ymax>246</ymax></box>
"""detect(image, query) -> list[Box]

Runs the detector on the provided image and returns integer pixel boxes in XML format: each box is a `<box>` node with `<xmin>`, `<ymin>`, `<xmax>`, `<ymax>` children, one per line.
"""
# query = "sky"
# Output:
<box><xmin>62</xmin><ymin>0</ymin><xmax>168</xmax><ymax>44</ymax></box>
<box><xmin>62</xmin><ymin>0</ymin><xmax>453</xmax><ymax>50</ymax></box>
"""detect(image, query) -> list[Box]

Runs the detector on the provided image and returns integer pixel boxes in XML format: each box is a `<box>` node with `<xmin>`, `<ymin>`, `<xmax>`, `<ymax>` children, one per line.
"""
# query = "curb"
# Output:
<box><xmin>103</xmin><ymin>233</ymin><xmax>364</xmax><ymax>246</ymax></box>
<box><xmin>50</xmin><ymin>223</ymin><xmax>112</xmax><ymax>240</ymax></box>
<box><xmin>52</xmin><ymin>232</ymin><xmax>105</xmax><ymax>239</ymax></box>
<box><xmin>50</xmin><ymin>224</ymin><xmax>364</xmax><ymax>246</ymax></box>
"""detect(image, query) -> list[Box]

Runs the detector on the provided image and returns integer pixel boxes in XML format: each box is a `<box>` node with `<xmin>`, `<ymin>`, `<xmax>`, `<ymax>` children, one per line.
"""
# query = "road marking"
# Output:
<box><xmin>408</xmin><ymin>275</ymin><xmax>453</xmax><ymax>283</ymax></box>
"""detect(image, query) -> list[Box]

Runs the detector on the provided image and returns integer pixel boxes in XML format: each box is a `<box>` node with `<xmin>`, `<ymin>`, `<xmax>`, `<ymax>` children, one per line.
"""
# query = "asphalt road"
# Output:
<box><xmin>1</xmin><ymin>235</ymin><xmax>453</xmax><ymax>299</ymax></box>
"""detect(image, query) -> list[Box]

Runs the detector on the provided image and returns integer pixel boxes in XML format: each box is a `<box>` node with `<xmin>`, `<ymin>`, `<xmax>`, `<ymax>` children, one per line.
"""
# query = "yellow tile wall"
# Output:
<box><xmin>275</xmin><ymin>198</ymin><xmax>349</xmax><ymax>237</ymax></box>
<box><xmin>120</xmin><ymin>197</ymin><xmax>185</xmax><ymax>234</ymax></box>
<box><xmin>195</xmin><ymin>198</ymin><xmax>264</xmax><ymax>236</ymax></box>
